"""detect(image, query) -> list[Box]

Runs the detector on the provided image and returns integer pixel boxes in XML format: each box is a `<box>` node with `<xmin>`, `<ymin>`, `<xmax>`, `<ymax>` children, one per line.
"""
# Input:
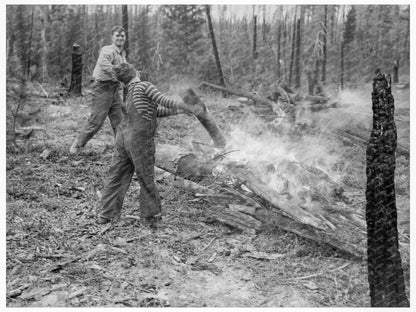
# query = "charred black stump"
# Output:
<box><xmin>365</xmin><ymin>70</ymin><xmax>409</xmax><ymax>307</ymax></box>
<box><xmin>68</xmin><ymin>44</ymin><xmax>83</xmax><ymax>95</ymax></box>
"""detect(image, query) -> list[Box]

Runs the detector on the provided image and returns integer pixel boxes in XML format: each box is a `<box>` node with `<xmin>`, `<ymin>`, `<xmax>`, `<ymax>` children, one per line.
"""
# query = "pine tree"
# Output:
<box><xmin>343</xmin><ymin>5</ymin><xmax>356</xmax><ymax>46</ymax></box>
<box><xmin>130</xmin><ymin>5</ymin><xmax>153</xmax><ymax>72</ymax></box>
<box><xmin>160</xmin><ymin>5</ymin><xmax>205</xmax><ymax>75</ymax></box>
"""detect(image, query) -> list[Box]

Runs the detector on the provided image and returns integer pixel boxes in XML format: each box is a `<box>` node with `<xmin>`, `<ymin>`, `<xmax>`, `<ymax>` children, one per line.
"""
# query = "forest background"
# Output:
<box><xmin>3</xmin><ymin>3</ymin><xmax>412</xmax><ymax>308</ymax></box>
<box><xmin>4</xmin><ymin>4</ymin><xmax>410</xmax><ymax>100</ymax></box>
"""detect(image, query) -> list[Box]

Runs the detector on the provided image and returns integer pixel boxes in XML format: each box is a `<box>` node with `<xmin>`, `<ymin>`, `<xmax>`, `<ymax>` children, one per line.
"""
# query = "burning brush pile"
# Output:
<box><xmin>156</xmin><ymin>113</ymin><xmax>366</xmax><ymax>259</ymax></box>
<box><xmin>154</xmin><ymin>87</ymin><xmax>369</xmax><ymax>259</ymax></box>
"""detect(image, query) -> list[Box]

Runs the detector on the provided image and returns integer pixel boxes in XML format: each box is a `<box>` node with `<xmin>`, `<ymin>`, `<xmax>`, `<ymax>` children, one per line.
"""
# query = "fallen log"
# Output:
<box><xmin>303</xmin><ymin>94</ymin><xmax>329</xmax><ymax>104</ymax></box>
<box><xmin>207</xmin><ymin>205</ymin><xmax>262</xmax><ymax>234</ymax></box>
<box><xmin>201</xmin><ymin>81</ymin><xmax>283</xmax><ymax>110</ymax></box>
<box><xmin>154</xmin><ymin>143</ymin><xmax>365</xmax><ymax>258</ymax></box>
<box><xmin>255</xmin><ymin>207</ymin><xmax>365</xmax><ymax>258</ymax></box>
<box><xmin>340</xmin><ymin>129</ymin><xmax>409</xmax><ymax>158</ymax></box>
<box><xmin>299</xmin><ymin>102</ymin><xmax>339</xmax><ymax>111</ymax></box>
<box><xmin>155</xmin><ymin>165</ymin><xmax>213</xmax><ymax>194</ymax></box>
<box><xmin>180</xmin><ymin>88</ymin><xmax>227</xmax><ymax>148</ymax></box>
<box><xmin>225</xmin><ymin>164</ymin><xmax>333</xmax><ymax>230</ymax></box>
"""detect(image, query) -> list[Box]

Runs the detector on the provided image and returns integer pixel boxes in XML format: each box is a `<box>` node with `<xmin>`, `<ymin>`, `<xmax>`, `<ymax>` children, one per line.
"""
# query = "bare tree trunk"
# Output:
<box><xmin>330</xmin><ymin>5</ymin><xmax>335</xmax><ymax>44</ymax></box>
<box><xmin>402</xmin><ymin>7</ymin><xmax>410</xmax><ymax>67</ymax></box>
<box><xmin>7</xmin><ymin>6</ymin><xmax>16</xmax><ymax>77</ymax></box>
<box><xmin>277</xmin><ymin>21</ymin><xmax>282</xmax><ymax>79</ymax></box>
<box><xmin>26</xmin><ymin>6</ymin><xmax>34</xmax><ymax>79</ymax></box>
<box><xmin>340</xmin><ymin>41</ymin><xmax>344</xmax><ymax>90</ymax></box>
<box><xmin>294</xmin><ymin>16</ymin><xmax>301</xmax><ymax>89</ymax></box>
<box><xmin>122</xmin><ymin>5</ymin><xmax>129</xmax><ymax>58</ymax></box>
<box><xmin>322</xmin><ymin>5</ymin><xmax>328</xmax><ymax>85</ymax></box>
<box><xmin>393</xmin><ymin>59</ymin><xmax>399</xmax><ymax>83</ymax></box>
<box><xmin>366</xmin><ymin>70</ymin><xmax>409</xmax><ymax>307</ymax></box>
<box><xmin>289</xmin><ymin>6</ymin><xmax>297</xmax><ymax>87</ymax></box>
<box><xmin>68</xmin><ymin>44</ymin><xmax>83</xmax><ymax>95</ymax></box>
<box><xmin>282</xmin><ymin>13</ymin><xmax>288</xmax><ymax>82</ymax></box>
<box><xmin>39</xmin><ymin>7</ymin><xmax>48</xmax><ymax>82</ymax></box>
<box><xmin>253</xmin><ymin>14</ymin><xmax>258</xmax><ymax>59</ymax></box>
<box><xmin>262</xmin><ymin>5</ymin><xmax>266</xmax><ymax>43</ymax></box>
<box><xmin>205</xmin><ymin>5</ymin><xmax>226</xmax><ymax>89</ymax></box>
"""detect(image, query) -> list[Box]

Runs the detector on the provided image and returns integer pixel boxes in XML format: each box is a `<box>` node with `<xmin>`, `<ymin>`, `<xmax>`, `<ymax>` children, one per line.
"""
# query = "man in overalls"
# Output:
<box><xmin>97</xmin><ymin>63</ymin><xmax>201</xmax><ymax>227</ymax></box>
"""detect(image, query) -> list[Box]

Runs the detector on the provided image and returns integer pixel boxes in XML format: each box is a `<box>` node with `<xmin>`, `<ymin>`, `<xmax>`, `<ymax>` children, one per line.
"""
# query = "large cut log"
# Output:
<box><xmin>201</xmin><ymin>81</ymin><xmax>282</xmax><ymax>110</ymax></box>
<box><xmin>207</xmin><ymin>205</ymin><xmax>262</xmax><ymax>235</ymax></box>
<box><xmin>179</xmin><ymin>88</ymin><xmax>227</xmax><ymax>148</ymax></box>
<box><xmin>225</xmin><ymin>164</ymin><xmax>333</xmax><ymax>230</ymax></box>
<box><xmin>154</xmin><ymin>144</ymin><xmax>365</xmax><ymax>258</ymax></box>
<box><xmin>255</xmin><ymin>207</ymin><xmax>365</xmax><ymax>258</ymax></box>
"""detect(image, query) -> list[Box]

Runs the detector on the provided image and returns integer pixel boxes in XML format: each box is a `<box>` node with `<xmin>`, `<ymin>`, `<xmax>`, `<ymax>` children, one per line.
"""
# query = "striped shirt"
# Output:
<box><xmin>156</xmin><ymin>106</ymin><xmax>181</xmax><ymax>117</ymax></box>
<box><xmin>129</xmin><ymin>81</ymin><xmax>182</xmax><ymax>120</ymax></box>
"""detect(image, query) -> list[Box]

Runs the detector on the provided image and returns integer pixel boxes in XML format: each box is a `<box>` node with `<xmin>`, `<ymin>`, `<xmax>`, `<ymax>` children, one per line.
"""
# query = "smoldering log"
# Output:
<box><xmin>225</xmin><ymin>164</ymin><xmax>332</xmax><ymax>230</ymax></box>
<box><xmin>207</xmin><ymin>205</ymin><xmax>262</xmax><ymax>234</ymax></box>
<box><xmin>153</xmin><ymin>144</ymin><xmax>365</xmax><ymax>258</ymax></box>
<box><xmin>180</xmin><ymin>88</ymin><xmax>227</xmax><ymax>148</ymax></box>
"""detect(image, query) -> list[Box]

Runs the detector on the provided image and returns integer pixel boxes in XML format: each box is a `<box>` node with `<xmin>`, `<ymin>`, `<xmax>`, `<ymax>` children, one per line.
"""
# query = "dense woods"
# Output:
<box><xmin>6</xmin><ymin>4</ymin><xmax>410</xmax><ymax>93</ymax></box>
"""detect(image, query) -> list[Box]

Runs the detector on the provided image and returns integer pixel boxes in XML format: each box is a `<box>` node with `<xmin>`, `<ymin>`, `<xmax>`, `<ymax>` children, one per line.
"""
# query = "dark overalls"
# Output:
<box><xmin>98</xmin><ymin>82</ymin><xmax>161</xmax><ymax>221</ymax></box>
<box><xmin>77</xmin><ymin>81</ymin><xmax>122</xmax><ymax>147</ymax></box>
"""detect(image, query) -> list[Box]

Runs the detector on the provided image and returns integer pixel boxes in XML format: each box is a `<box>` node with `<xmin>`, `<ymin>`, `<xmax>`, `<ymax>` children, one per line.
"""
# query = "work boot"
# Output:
<box><xmin>96</xmin><ymin>216</ymin><xmax>111</xmax><ymax>225</ymax></box>
<box><xmin>144</xmin><ymin>214</ymin><xmax>162</xmax><ymax>230</ymax></box>
<box><xmin>69</xmin><ymin>139</ymin><xmax>82</xmax><ymax>155</ymax></box>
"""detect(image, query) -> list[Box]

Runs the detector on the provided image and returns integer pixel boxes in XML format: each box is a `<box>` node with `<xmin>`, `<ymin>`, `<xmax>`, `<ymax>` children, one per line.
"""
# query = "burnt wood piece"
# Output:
<box><xmin>365</xmin><ymin>70</ymin><xmax>409</xmax><ymax>307</ymax></box>
<box><xmin>180</xmin><ymin>88</ymin><xmax>226</xmax><ymax>148</ymax></box>
<box><xmin>68</xmin><ymin>44</ymin><xmax>82</xmax><ymax>95</ymax></box>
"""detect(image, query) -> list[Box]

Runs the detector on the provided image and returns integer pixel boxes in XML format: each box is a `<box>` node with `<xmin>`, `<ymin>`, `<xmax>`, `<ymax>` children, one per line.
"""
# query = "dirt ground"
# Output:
<box><xmin>5</xmin><ymin>82</ymin><xmax>410</xmax><ymax>307</ymax></box>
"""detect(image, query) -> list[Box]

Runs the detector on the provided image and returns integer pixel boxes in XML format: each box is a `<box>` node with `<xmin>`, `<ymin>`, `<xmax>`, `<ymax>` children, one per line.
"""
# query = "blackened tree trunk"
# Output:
<box><xmin>340</xmin><ymin>41</ymin><xmax>344</xmax><ymax>89</ymax></box>
<box><xmin>282</xmin><ymin>13</ymin><xmax>288</xmax><ymax>81</ymax></box>
<box><xmin>122</xmin><ymin>5</ymin><xmax>129</xmax><ymax>58</ymax></box>
<box><xmin>294</xmin><ymin>17</ymin><xmax>301</xmax><ymax>88</ymax></box>
<box><xmin>365</xmin><ymin>70</ymin><xmax>409</xmax><ymax>307</ymax></box>
<box><xmin>26</xmin><ymin>6</ymin><xmax>34</xmax><ymax>79</ymax></box>
<box><xmin>403</xmin><ymin>8</ymin><xmax>410</xmax><ymax>66</ymax></box>
<box><xmin>322</xmin><ymin>5</ymin><xmax>328</xmax><ymax>85</ymax></box>
<box><xmin>288</xmin><ymin>6</ymin><xmax>297</xmax><ymax>87</ymax></box>
<box><xmin>253</xmin><ymin>15</ymin><xmax>258</xmax><ymax>59</ymax></box>
<box><xmin>205</xmin><ymin>5</ymin><xmax>226</xmax><ymax>89</ymax></box>
<box><xmin>277</xmin><ymin>22</ymin><xmax>282</xmax><ymax>79</ymax></box>
<box><xmin>393</xmin><ymin>59</ymin><xmax>399</xmax><ymax>83</ymax></box>
<box><xmin>40</xmin><ymin>14</ymin><xmax>47</xmax><ymax>82</ymax></box>
<box><xmin>262</xmin><ymin>5</ymin><xmax>266</xmax><ymax>43</ymax></box>
<box><xmin>68</xmin><ymin>44</ymin><xmax>83</xmax><ymax>95</ymax></box>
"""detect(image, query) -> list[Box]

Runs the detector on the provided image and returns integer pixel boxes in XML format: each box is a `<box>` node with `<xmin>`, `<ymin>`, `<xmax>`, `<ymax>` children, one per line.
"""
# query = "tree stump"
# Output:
<box><xmin>68</xmin><ymin>44</ymin><xmax>83</xmax><ymax>95</ymax></box>
<box><xmin>365</xmin><ymin>70</ymin><xmax>409</xmax><ymax>307</ymax></box>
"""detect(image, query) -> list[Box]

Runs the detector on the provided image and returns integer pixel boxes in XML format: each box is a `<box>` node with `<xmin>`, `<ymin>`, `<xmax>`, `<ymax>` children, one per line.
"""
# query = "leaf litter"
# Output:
<box><xmin>6</xmin><ymin>86</ymin><xmax>410</xmax><ymax>307</ymax></box>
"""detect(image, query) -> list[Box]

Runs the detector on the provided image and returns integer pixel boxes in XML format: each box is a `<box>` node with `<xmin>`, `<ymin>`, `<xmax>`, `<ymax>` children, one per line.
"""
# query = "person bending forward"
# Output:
<box><xmin>97</xmin><ymin>63</ymin><xmax>200</xmax><ymax>227</ymax></box>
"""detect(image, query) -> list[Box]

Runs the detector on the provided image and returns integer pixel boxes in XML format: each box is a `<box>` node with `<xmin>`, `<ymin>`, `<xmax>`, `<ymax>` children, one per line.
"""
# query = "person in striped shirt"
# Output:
<box><xmin>97</xmin><ymin>63</ymin><xmax>202</xmax><ymax>227</ymax></box>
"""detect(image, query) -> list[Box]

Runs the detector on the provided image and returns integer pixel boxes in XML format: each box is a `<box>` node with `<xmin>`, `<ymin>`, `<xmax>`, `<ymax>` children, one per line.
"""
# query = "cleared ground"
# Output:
<box><xmin>5</xmin><ymin>82</ymin><xmax>410</xmax><ymax>307</ymax></box>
